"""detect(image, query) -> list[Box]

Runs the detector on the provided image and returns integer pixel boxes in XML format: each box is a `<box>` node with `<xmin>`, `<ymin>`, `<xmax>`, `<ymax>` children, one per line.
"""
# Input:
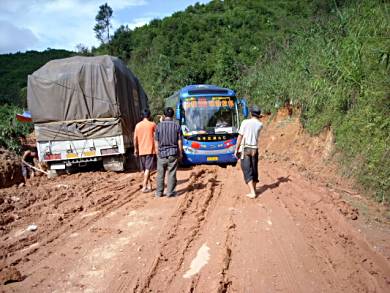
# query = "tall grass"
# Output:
<box><xmin>238</xmin><ymin>0</ymin><xmax>390</xmax><ymax>202</ymax></box>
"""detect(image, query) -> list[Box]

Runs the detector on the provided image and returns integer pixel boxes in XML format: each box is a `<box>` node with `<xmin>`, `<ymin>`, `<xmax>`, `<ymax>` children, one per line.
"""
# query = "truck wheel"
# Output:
<box><xmin>103</xmin><ymin>156</ymin><xmax>125</xmax><ymax>172</ymax></box>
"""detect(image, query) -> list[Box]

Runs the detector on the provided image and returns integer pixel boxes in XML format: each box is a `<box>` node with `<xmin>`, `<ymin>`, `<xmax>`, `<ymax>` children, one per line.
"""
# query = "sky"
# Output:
<box><xmin>0</xmin><ymin>0</ymin><xmax>210</xmax><ymax>54</ymax></box>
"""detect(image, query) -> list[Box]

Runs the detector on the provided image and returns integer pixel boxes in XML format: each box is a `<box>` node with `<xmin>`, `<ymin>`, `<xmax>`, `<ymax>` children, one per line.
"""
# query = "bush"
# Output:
<box><xmin>0</xmin><ymin>104</ymin><xmax>33</xmax><ymax>153</ymax></box>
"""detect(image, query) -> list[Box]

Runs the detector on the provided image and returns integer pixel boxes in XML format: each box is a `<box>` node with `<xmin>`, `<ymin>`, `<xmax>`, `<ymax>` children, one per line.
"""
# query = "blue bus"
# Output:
<box><xmin>165</xmin><ymin>84</ymin><xmax>248</xmax><ymax>166</ymax></box>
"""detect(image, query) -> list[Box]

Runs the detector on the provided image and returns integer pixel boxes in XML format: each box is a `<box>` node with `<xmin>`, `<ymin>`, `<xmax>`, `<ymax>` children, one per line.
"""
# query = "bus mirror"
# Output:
<box><xmin>176</xmin><ymin>102</ymin><xmax>181</xmax><ymax>120</ymax></box>
<box><xmin>241</xmin><ymin>98</ymin><xmax>249</xmax><ymax>118</ymax></box>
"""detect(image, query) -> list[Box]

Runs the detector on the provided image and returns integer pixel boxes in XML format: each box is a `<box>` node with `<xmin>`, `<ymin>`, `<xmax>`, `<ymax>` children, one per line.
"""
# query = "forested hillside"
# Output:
<box><xmin>107</xmin><ymin>0</ymin><xmax>333</xmax><ymax>112</ymax></box>
<box><xmin>0</xmin><ymin>49</ymin><xmax>74</xmax><ymax>106</ymax></box>
<box><xmin>0</xmin><ymin>49</ymin><xmax>74</xmax><ymax>151</ymax></box>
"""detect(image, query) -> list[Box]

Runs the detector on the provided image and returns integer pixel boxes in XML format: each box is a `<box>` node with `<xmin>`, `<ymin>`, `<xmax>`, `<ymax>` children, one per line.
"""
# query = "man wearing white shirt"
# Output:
<box><xmin>234</xmin><ymin>105</ymin><xmax>263</xmax><ymax>198</ymax></box>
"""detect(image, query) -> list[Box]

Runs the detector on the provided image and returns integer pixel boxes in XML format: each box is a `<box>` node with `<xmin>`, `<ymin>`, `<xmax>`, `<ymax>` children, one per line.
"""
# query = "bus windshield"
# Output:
<box><xmin>182</xmin><ymin>97</ymin><xmax>239</xmax><ymax>134</ymax></box>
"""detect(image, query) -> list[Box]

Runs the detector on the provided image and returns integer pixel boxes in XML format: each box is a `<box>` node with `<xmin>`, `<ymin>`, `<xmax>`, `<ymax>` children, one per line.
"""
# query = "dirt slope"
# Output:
<box><xmin>1</xmin><ymin>112</ymin><xmax>389</xmax><ymax>292</ymax></box>
<box><xmin>0</xmin><ymin>149</ymin><xmax>23</xmax><ymax>189</ymax></box>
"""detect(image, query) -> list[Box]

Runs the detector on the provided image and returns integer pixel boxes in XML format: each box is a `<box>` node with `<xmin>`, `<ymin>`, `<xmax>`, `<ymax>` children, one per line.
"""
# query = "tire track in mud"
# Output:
<box><xmin>181</xmin><ymin>195</ymin><xmax>239</xmax><ymax>293</ymax></box>
<box><xmin>1</xmin><ymin>172</ymin><xmax>146</xmax><ymax>273</ymax></box>
<box><xmin>212</xmin><ymin>167</ymin><xmax>245</xmax><ymax>293</ymax></box>
<box><xmin>175</xmin><ymin>166</ymin><xmax>242</xmax><ymax>293</ymax></box>
<box><xmin>116</xmin><ymin>166</ymin><xmax>222</xmax><ymax>293</ymax></box>
<box><xmin>266</xmin><ymin>163</ymin><xmax>390</xmax><ymax>292</ymax></box>
<box><xmin>216</xmin><ymin>204</ymin><xmax>237</xmax><ymax>293</ymax></box>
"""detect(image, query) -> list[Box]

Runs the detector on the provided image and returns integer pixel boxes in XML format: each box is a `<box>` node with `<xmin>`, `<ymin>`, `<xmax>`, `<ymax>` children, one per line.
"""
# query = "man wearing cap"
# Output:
<box><xmin>134</xmin><ymin>109</ymin><xmax>157</xmax><ymax>193</ymax></box>
<box><xmin>234</xmin><ymin>105</ymin><xmax>263</xmax><ymax>198</ymax></box>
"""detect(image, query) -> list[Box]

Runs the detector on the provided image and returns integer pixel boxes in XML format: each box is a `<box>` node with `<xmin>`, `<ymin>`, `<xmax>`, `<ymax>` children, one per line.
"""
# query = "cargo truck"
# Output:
<box><xmin>27</xmin><ymin>55</ymin><xmax>148</xmax><ymax>176</ymax></box>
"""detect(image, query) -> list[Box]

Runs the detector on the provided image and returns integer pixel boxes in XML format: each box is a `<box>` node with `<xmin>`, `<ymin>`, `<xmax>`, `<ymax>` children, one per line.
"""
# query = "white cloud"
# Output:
<box><xmin>112</xmin><ymin>17</ymin><xmax>152</xmax><ymax>30</ymax></box>
<box><xmin>0</xmin><ymin>0</ymin><xmax>148</xmax><ymax>53</ymax></box>
<box><xmin>0</xmin><ymin>20</ymin><xmax>39</xmax><ymax>53</ymax></box>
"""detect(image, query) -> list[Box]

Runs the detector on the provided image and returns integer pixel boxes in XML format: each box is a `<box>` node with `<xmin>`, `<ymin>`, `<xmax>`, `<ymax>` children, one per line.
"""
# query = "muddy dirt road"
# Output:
<box><xmin>1</xmin><ymin>114</ymin><xmax>389</xmax><ymax>292</ymax></box>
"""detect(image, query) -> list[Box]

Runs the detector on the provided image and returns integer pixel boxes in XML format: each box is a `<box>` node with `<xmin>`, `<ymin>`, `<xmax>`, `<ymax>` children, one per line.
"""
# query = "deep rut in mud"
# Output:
<box><xmin>119</xmin><ymin>167</ymin><xmax>222</xmax><ymax>292</ymax></box>
<box><xmin>1</xmin><ymin>172</ymin><xmax>145</xmax><ymax>283</ymax></box>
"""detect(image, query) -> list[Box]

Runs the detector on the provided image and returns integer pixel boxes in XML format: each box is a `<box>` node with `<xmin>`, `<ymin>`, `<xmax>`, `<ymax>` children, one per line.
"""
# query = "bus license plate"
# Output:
<box><xmin>207</xmin><ymin>156</ymin><xmax>218</xmax><ymax>161</ymax></box>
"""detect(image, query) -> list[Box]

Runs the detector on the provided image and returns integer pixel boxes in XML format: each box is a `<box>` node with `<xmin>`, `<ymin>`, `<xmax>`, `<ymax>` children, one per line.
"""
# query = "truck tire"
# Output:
<box><xmin>103</xmin><ymin>156</ymin><xmax>125</xmax><ymax>172</ymax></box>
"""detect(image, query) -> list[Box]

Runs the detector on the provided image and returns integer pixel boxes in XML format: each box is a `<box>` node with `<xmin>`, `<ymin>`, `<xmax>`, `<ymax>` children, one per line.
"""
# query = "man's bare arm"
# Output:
<box><xmin>133</xmin><ymin>129</ymin><xmax>139</xmax><ymax>156</ymax></box>
<box><xmin>22</xmin><ymin>150</ymin><xmax>31</xmax><ymax>161</ymax></box>
<box><xmin>154</xmin><ymin>140</ymin><xmax>159</xmax><ymax>157</ymax></box>
<box><xmin>178</xmin><ymin>139</ymin><xmax>183</xmax><ymax>159</ymax></box>
<box><xmin>234</xmin><ymin>134</ymin><xmax>243</xmax><ymax>158</ymax></box>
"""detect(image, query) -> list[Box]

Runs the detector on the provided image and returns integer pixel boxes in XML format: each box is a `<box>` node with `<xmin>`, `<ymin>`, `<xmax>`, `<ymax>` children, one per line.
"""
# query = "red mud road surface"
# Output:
<box><xmin>1</xmin><ymin>113</ymin><xmax>390</xmax><ymax>292</ymax></box>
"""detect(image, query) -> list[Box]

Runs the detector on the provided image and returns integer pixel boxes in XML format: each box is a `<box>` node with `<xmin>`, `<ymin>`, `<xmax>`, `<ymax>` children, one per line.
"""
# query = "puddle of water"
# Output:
<box><xmin>127</xmin><ymin>220</ymin><xmax>148</xmax><ymax>227</ymax></box>
<box><xmin>183</xmin><ymin>243</ymin><xmax>210</xmax><ymax>279</ymax></box>
<box><xmin>81</xmin><ymin>211</ymin><xmax>101</xmax><ymax>219</ymax></box>
<box><xmin>119</xmin><ymin>174</ymin><xmax>133</xmax><ymax>181</ymax></box>
<box><xmin>128</xmin><ymin>210</ymin><xmax>137</xmax><ymax>216</ymax></box>
<box><xmin>85</xmin><ymin>270</ymin><xmax>104</xmax><ymax>278</ymax></box>
<box><xmin>21</xmin><ymin>242</ymin><xmax>40</xmax><ymax>252</ymax></box>
<box><xmin>14</xmin><ymin>229</ymin><xmax>25</xmax><ymax>237</ymax></box>
<box><xmin>107</xmin><ymin>211</ymin><xmax>117</xmax><ymax>218</ymax></box>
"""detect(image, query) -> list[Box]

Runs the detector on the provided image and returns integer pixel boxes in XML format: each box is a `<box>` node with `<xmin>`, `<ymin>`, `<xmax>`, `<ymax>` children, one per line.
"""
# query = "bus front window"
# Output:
<box><xmin>183</xmin><ymin>102</ymin><xmax>238</xmax><ymax>134</ymax></box>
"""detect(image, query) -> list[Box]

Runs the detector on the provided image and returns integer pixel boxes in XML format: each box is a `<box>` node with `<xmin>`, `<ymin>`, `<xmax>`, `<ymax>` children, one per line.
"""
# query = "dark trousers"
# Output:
<box><xmin>156</xmin><ymin>156</ymin><xmax>178</xmax><ymax>196</ymax></box>
<box><xmin>240</xmin><ymin>149</ymin><xmax>259</xmax><ymax>184</ymax></box>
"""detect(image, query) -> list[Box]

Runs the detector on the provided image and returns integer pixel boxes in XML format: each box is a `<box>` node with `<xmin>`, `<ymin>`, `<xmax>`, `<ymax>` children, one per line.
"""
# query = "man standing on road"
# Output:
<box><xmin>154</xmin><ymin>107</ymin><xmax>183</xmax><ymax>197</ymax></box>
<box><xmin>234</xmin><ymin>105</ymin><xmax>263</xmax><ymax>198</ymax></box>
<box><xmin>134</xmin><ymin>109</ymin><xmax>157</xmax><ymax>193</ymax></box>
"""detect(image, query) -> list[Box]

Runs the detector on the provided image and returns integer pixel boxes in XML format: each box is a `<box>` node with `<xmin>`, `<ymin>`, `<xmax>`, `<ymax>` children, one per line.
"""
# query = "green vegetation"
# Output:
<box><xmin>0</xmin><ymin>49</ymin><xmax>74</xmax><ymax>152</ymax></box>
<box><xmin>238</xmin><ymin>0</ymin><xmax>389</xmax><ymax>202</ymax></box>
<box><xmin>94</xmin><ymin>3</ymin><xmax>113</xmax><ymax>45</ymax></box>
<box><xmin>0</xmin><ymin>49</ymin><xmax>75</xmax><ymax>106</ymax></box>
<box><xmin>108</xmin><ymin>0</ymin><xmax>325</xmax><ymax>113</ymax></box>
<box><xmin>0</xmin><ymin>105</ymin><xmax>32</xmax><ymax>152</ymax></box>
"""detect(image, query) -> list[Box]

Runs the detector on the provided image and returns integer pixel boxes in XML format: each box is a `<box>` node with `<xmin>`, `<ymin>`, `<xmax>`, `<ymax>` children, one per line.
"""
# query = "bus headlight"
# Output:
<box><xmin>227</xmin><ymin>145</ymin><xmax>236</xmax><ymax>153</ymax></box>
<box><xmin>184</xmin><ymin>146</ymin><xmax>196</xmax><ymax>154</ymax></box>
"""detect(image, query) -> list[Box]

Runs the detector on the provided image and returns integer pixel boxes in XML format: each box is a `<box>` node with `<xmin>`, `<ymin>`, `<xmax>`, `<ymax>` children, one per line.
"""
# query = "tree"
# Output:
<box><xmin>94</xmin><ymin>3</ymin><xmax>113</xmax><ymax>44</ymax></box>
<box><xmin>75</xmin><ymin>43</ymin><xmax>90</xmax><ymax>55</ymax></box>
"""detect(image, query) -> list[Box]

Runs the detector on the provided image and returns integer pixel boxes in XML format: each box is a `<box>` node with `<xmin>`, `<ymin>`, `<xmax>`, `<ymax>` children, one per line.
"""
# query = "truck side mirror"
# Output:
<box><xmin>176</xmin><ymin>102</ymin><xmax>181</xmax><ymax>120</ymax></box>
<box><xmin>240</xmin><ymin>98</ymin><xmax>249</xmax><ymax>118</ymax></box>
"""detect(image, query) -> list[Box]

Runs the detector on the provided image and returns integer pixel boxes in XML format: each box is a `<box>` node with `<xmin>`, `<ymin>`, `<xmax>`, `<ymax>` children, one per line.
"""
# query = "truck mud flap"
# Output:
<box><xmin>103</xmin><ymin>156</ymin><xmax>125</xmax><ymax>172</ymax></box>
